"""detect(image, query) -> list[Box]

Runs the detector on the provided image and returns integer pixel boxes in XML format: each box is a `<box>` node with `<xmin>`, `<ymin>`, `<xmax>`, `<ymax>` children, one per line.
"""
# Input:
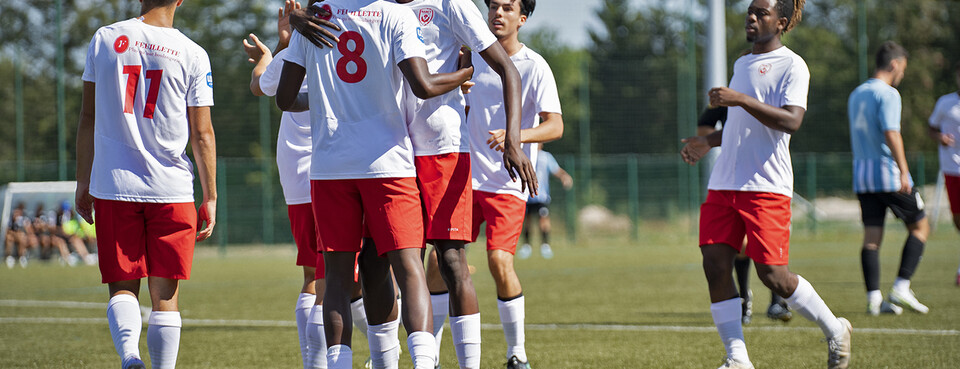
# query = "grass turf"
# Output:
<box><xmin>1</xmin><ymin>223</ymin><xmax>958</xmax><ymax>368</ymax></box>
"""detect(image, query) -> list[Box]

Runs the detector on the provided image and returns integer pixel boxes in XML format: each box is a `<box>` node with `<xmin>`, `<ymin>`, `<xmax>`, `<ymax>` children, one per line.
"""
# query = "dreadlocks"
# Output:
<box><xmin>776</xmin><ymin>0</ymin><xmax>805</xmax><ymax>33</ymax></box>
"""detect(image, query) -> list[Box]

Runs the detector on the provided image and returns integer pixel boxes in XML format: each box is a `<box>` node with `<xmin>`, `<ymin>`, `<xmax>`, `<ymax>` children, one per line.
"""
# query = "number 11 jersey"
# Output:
<box><xmin>81</xmin><ymin>18</ymin><xmax>214</xmax><ymax>203</ymax></box>
<box><xmin>284</xmin><ymin>0</ymin><xmax>426</xmax><ymax>180</ymax></box>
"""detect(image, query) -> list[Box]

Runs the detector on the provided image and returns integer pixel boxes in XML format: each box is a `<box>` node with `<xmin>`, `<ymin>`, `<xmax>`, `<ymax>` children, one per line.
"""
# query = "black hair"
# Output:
<box><xmin>775</xmin><ymin>0</ymin><xmax>805</xmax><ymax>33</ymax></box>
<box><xmin>484</xmin><ymin>0</ymin><xmax>536</xmax><ymax>17</ymax></box>
<box><xmin>875</xmin><ymin>41</ymin><xmax>909</xmax><ymax>71</ymax></box>
<box><xmin>143</xmin><ymin>0</ymin><xmax>178</xmax><ymax>7</ymax></box>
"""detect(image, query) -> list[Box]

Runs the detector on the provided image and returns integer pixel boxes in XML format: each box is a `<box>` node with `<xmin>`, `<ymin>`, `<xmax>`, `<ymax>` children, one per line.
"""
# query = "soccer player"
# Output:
<box><xmin>275</xmin><ymin>1</ymin><xmax>478</xmax><ymax>368</ymax></box>
<box><xmin>929</xmin><ymin>61</ymin><xmax>960</xmax><ymax>287</ymax></box>
<box><xmin>75</xmin><ymin>0</ymin><xmax>217</xmax><ymax>367</ymax></box>
<box><xmin>466</xmin><ymin>1</ymin><xmax>563</xmax><ymax>367</ymax></box>
<box><xmin>680</xmin><ymin>1</ymin><xmax>852</xmax><ymax>368</ymax></box>
<box><xmin>518</xmin><ymin>147</ymin><xmax>572</xmax><ymax>260</ymax></box>
<box><xmin>848</xmin><ymin>41</ymin><xmax>930</xmax><ymax>315</ymax></box>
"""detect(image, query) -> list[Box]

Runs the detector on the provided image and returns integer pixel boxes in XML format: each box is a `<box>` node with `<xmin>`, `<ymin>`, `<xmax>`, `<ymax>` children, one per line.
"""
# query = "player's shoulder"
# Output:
<box><xmin>513</xmin><ymin>45</ymin><xmax>551</xmax><ymax>68</ymax></box>
<box><xmin>936</xmin><ymin>92</ymin><xmax>960</xmax><ymax>105</ymax></box>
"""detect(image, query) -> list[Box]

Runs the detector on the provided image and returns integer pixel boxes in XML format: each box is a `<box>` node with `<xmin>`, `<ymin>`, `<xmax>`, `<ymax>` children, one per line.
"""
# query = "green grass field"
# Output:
<box><xmin>2</xmin><ymin>222</ymin><xmax>959</xmax><ymax>368</ymax></box>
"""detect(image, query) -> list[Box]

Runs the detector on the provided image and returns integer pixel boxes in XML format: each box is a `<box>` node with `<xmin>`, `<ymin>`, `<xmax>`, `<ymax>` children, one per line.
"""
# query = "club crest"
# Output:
<box><xmin>418</xmin><ymin>9</ymin><xmax>434</xmax><ymax>26</ymax></box>
<box><xmin>758</xmin><ymin>63</ymin><xmax>772</xmax><ymax>76</ymax></box>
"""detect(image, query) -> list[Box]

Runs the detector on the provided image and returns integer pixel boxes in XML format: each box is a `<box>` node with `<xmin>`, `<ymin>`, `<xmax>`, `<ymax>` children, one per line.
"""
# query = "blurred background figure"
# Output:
<box><xmin>519</xmin><ymin>147</ymin><xmax>572</xmax><ymax>260</ymax></box>
<box><xmin>5</xmin><ymin>203</ymin><xmax>39</xmax><ymax>268</ymax></box>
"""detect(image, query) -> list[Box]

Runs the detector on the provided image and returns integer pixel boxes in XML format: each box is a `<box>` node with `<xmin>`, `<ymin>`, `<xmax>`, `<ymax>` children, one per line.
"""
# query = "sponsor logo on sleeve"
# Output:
<box><xmin>206</xmin><ymin>72</ymin><xmax>213</xmax><ymax>87</ymax></box>
<box><xmin>114</xmin><ymin>35</ymin><xmax>130</xmax><ymax>54</ymax></box>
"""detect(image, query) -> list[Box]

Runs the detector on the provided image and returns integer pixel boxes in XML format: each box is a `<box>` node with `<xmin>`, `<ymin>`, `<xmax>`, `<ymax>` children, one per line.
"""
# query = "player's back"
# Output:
<box><xmin>286</xmin><ymin>0</ymin><xmax>425</xmax><ymax>179</ymax></box>
<box><xmin>82</xmin><ymin>18</ymin><xmax>213</xmax><ymax>202</ymax></box>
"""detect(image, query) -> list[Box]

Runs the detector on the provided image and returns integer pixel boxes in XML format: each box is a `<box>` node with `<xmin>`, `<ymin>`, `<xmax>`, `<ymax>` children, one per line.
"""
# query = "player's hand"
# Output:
<box><xmin>242</xmin><ymin>33</ymin><xmax>270</xmax><ymax>63</ymax></box>
<box><xmin>502</xmin><ymin>141</ymin><xmax>538</xmax><ymax>196</ymax></box>
<box><xmin>680</xmin><ymin>136</ymin><xmax>711</xmax><ymax>165</ymax></box>
<box><xmin>196</xmin><ymin>199</ymin><xmax>216</xmax><ymax>242</ymax></box>
<box><xmin>561</xmin><ymin>175</ymin><xmax>573</xmax><ymax>190</ymax></box>
<box><xmin>289</xmin><ymin>4</ymin><xmax>341</xmax><ymax>49</ymax></box>
<box><xmin>277</xmin><ymin>0</ymin><xmax>301</xmax><ymax>47</ymax></box>
<box><xmin>74</xmin><ymin>182</ymin><xmax>95</xmax><ymax>224</ymax></box>
<box><xmin>460</xmin><ymin>80</ymin><xmax>475</xmax><ymax>94</ymax></box>
<box><xmin>487</xmin><ymin>129</ymin><xmax>506</xmax><ymax>151</ymax></box>
<box><xmin>939</xmin><ymin>132</ymin><xmax>955</xmax><ymax>147</ymax></box>
<box><xmin>898</xmin><ymin>174</ymin><xmax>912</xmax><ymax>195</ymax></box>
<box><xmin>708</xmin><ymin>87</ymin><xmax>743</xmax><ymax>107</ymax></box>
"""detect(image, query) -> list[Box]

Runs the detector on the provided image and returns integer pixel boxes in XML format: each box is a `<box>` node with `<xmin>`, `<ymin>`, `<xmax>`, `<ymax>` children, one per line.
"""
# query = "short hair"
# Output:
<box><xmin>143</xmin><ymin>0</ymin><xmax>178</xmax><ymax>7</ymax></box>
<box><xmin>875</xmin><ymin>41</ymin><xmax>909</xmax><ymax>71</ymax></box>
<box><xmin>484</xmin><ymin>0</ymin><xmax>536</xmax><ymax>17</ymax></box>
<box><xmin>775</xmin><ymin>0</ymin><xmax>805</xmax><ymax>33</ymax></box>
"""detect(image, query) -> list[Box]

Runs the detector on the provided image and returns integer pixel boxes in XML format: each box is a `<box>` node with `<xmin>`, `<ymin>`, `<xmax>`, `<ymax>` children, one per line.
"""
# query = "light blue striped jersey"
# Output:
<box><xmin>848</xmin><ymin>78</ymin><xmax>912</xmax><ymax>193</ymax></box>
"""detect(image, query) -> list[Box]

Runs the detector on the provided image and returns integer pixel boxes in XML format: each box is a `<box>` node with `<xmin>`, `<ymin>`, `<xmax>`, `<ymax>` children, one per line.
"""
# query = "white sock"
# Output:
<box><xmin>785</xmin><ymin>275</ymin><xmax>844</xmax><ymax>338</ymax></box>
<box><xmin>407</xmin><ymin>331</ymin><xmax>438</xmax><ymax>369</ymax></box>
<box><xmin>147</xmin><ymin>311</ymin><xmax>181</xmax><ymax>369</ymax></box>
<box><xmin>107</xmin><ymin>295</ymin><xmax>143</xmax><ymax>365</ymax></box>
<box><xmin>892</xmin><ymin>277</ymin><xmax>911</xmax><ymax>293</ymax></box>
<box><xmin>296</xmin><ymin>293</ymin><xmax>316</xmax><ymax>368</ymax></box>
<box><xmin>350</xmin><ymin>298</ymin><xmax>369</xmax><ymax>340</ymax></box>
<box><xmin>307</xmin><ymin>305</ymin><xmax>328</xmax><ymax>369</ymax></box>
<box><xmin>367</xmin><ymin>318</ymin><xmax>401</xmax><ymax>369</ymax></box>
<box><xmin>497</xmin><ymin>296</ymin><xmax>526</xmax><ymax>362</ymax></box>
<box><xmin>430</xmin><ymin>293</ymin><xmax>450</xmax><ymax>351</ymax></box>
<box><xmin>327</xmin><ymin>344</ymin><xmax>352</xmax><ymax>369</ymax></box>
<box><xmin>711</xmin><ymin>298</ymin><xmax>749</xmax><ymax>364</ymax></box>
<box><xmin>867</xmin><ymin>289</ymin><xmax>882</xmax><ymax>305</ymax></box>
<box><xmin>450</xmin><ymin>313</ymin><xmax>481</xmax><ymax>369</ymax></box>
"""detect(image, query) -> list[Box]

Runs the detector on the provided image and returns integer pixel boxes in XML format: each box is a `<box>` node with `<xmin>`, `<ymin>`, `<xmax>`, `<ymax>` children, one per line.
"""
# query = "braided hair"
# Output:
<box><xmin>776</xmin><ymin>0</ymin><xmax>805</xmax><ymax>33</ymax></box>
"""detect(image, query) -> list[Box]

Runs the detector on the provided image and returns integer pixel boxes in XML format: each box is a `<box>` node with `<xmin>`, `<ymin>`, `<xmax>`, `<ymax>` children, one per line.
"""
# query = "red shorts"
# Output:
<box><xmin>94</xmin><ymin>199</ymin><xmax>197</xmax><ymax>283</ymax></box>
<box><xmin>311</xmin><ymin>178</ymin><xmax>424</xmax><ymax>256</ymax></box>
<box><xmin>945</xmin><ymin>174</ymin><xmax>960</xmax><ymax>214</ymax></box>
<box><xmin>287</xmin><ymin>203</ymin><xmax>323</xmax><ymax>273</ymax></box>
<box><xmin>471</xmin><ymin>191</ymin><xmax>526</xmax><ymax>253</ymax></box>
<box><xmin>416</xmin><ymin>153</ymin><xmax>473</xmax><ymax>242</ymax></box>
<box><xmin>699</xmin><ymin>190</ymin><xmax>791</xmax><ymax>265</ymax></box>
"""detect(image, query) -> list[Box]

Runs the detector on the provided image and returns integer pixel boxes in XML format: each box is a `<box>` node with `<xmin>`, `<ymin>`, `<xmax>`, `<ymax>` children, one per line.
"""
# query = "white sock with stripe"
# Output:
<box><xmin>367</xmin><ymin>318</ymin><xmax>400</xmax><ymax>369</ymax></box>
<box><xmin>296</xmin><ymin>293</ymin><xmax>316</xmax><ymax>368</ymax></box>
<box><xmin>450</xmin><ymin>313</ymin><xmax>481</xmax><ymax>369</ymax></box>
<box><xmin>497</xmin><ymin>296</ymin><xmax>526</xmax><ymax>362</ymax></box>
<box><xmin>711</xmin><ymin>298</ymin><xmax>749</xmax><ymax>364</ymax></box>
<box><xmin>147</xmin><ymin>311</ymin><xmax>181</xmax><ymax>369</ymax></box>
<box><xmin>107</xmin><ymin>294</ymin><xmax>143</xmax><ymax>366</ymax></box>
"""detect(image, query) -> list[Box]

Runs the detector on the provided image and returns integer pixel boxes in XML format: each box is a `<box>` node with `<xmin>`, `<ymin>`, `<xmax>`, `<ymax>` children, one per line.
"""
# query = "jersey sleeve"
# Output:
<box><xmin>929</xmin><ymin>96</ymin><xmax>945</xmax><ymax>128</ymax></box>
<box><xmin>533</xmin><ymin>59</ymin><xmax>562</xmax><ymax>115</ymax></box>
<box><xmin>259</xmin><ymin>49</ymin><xmax>287</xmax><ymax>97</ymax></box>
<box><xmin>878</xmin><ymin>89</ymin><xmax>902</xmax><ymax>132</ymax></box>
<box><xmin>449</xmin><ymin>0</ymin><xmax>498</xmax><ymax>53</ymax></box>
<box><xmin>285</xmin><ymin>32</ymin><xmax>308</xmax><ymax>67</ymax></box>
<box><xmin>544</xmin><ymin>152</ymin><xmax>560</xmax><ymax>175</ymax></box>
<box><xmin>186</xmin><ymin>47</ymin><xmax>214</xmax><ymax>107</ymax></box>
<box><xmin>392</xmin><ymin>9</ymin><xmax>427</xmax><ymax>65</ymax></box>
<box><xmin>81</xmin><ymin>30</ymin><xmax>102</xmax><ymax>83</ymax></box>
<box><xmin>781</xmin><ymin>58</ymin><xmax>810</xmax><ymax>109</ymax></box>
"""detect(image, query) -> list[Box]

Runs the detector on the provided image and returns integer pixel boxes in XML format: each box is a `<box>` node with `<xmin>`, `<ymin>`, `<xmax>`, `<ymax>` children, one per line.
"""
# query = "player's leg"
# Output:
<box><xmin>97</xmin><ymin>199</ymin><xmax>150</xmax><ymax>369</ymax></box>
<box><xmin>424</xmin><ymin>245</ymin><xmax>450</xmax><ymax>354</ymax></box>
<box><xmin>699</xmin><ymin>191</ymin><xmax>751</xmax><ymax>367</ymax></box>
<box><xmin>476</xmin><ymin>191</ymin><xmax>528</xmax><ymax>366</ymax></box>
<box><xmin>518</xmin><ymin>205</ymin><xmax>535</xmax><ymax>260</ymax></box>
<box><xmin>435</xmin><ymin>239</ymin><xmax>480</xmax><ymax>368</ymax></box>
<box><xmin>888</xmin><ymin>190</ymin><xmax>930</xmax><ymax>313</ymax></box>
<box><xmin>361</xmin><ymin>177</ymin><xmax>435</xmax><ymax>369</ymax></box>
<box><xmin>537</xmin><ymin>205</ymin><xmax>554</xmax><ymax>259</ymax></box>
<box><xmin>288</xmin><ymin>202</ymin><xmax>324</xmax><ymax>368</ymax></box>
<box><xmin>945</xmin><ymin>174</ymin><xmax>960</xmax><ymax>285</ymax></box>
<box><xmin>857</xmin><ymin>193</ymin><xmax>898</xmax><ymax>315</ymax></box>
<box><xmin>358</xmin><ymin>237</ymin><xmax>402</xmax><ymax>369</ymax></box>
<box><xmin>733</xmin><ymin>252</ymin><xmax>752</xmax><ymax>324</ymax></box>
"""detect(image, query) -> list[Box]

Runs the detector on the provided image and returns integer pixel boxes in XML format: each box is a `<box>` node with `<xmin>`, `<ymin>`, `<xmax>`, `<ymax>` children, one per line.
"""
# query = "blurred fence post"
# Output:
<box><xmin>627</xmin><ymin>155</ymin><xmax>639</xmax><ymax>240</ymax></box>
<box><xmin>806</xmin><ymin>153</ymin><xmax>817</xmax><ymax>234</ymax></box>
<box><xmin>917</xmin><ymin>153</ymin><xmax>925</xmax><ymax>189</ymax></box>
<box><xmin>15</xmin><ymin>47</ymin><xmax>24</xmax><ymax>182</ymax></box>
<box><xmin>218</xmin><ymin>158</ymin><xmax>228</xmax><ymax>255</ymax></box>
<box><xmin>579</xmin><ymin>58</ymin><xmax>591</xmax><ymax>203</ymax></box>
<box><xmin>56</xmin><ymin>0</ymin><xmax>67</xmax><ymax>181</ymax></box>
<box><xmin>857</xmin><ymin>0</ymin><xmax>868</xmax><ymax>82</ymax></box>
<box><xmin>259</xmin><ymin>97</ymin><xmax>274</xmax><ymax>244</ymax></box>
<box><xmin>565</xmin><ymin>155</ymin><xmax>577</xmax><ymax>243</ymax></box>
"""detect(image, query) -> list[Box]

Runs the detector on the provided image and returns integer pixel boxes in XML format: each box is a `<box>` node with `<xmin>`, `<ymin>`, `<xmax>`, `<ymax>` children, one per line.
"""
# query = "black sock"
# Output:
<box><xmin>522</xmin><ymin>228</ymin><xmax>530</xmax><ymax>245</ymax></box>
<box><xmin>734</xmin><ymin>257</ymin><xmax>751</xmax><ymax>299</ymax></box>
<box><xmin>862</xmin><ymin>248</ymin><xmax>881</xmax><ymax>291</ymax></box>
<box><xmin>542</xmin><ymin>231</ymin><xmax>550</xmax><ymax>245</ymax></box>
<box><xmin>898</xmin><ymin>234</ymin><xmax>925</xmax><ymax>280</ymax></box>
<box><xmin>770</xmin><ymin>292</ymin><xmax>785</xmax><ymax>306</ymax></box>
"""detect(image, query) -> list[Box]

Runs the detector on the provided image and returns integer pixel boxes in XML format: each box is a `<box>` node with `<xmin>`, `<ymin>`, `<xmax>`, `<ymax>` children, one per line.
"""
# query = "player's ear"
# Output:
<box><xmin>518</xmin><ymin>14</ymin><xmax>527</xmax><ymax>28</ymax></box>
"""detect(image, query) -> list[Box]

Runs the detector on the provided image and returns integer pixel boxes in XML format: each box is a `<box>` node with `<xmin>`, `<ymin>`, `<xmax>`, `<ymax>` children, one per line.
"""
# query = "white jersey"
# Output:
<box><xmin>81</xmin><ymin>18</ymin><xmax>214</xmax><ymax>203</ymax></box>
<box><xmin>394</xmin><ymin>0</ymin><xmax>497</xmax><ymax>156</ymax></box>
<box><xmin>284</xmin><ymin>0</ymin><xmax>426</xmax><ymax>180</ymax></box>
<box><xmin>708</xmin><ymin>46</ymin><xmax>809</xmax><ymax>198</ymax></box>
<box><xmin>930</xmin><ymin>92</ymin><xmax>960</xmax><ymax>176</ymax></box>
<box><xmin>467</xmin><ymin>45</ymin><xmax>562</xmax><ymax>201</ymax></box>
<box><xmin>260</xmin><ymin>48</ymin><xmax>312</xmax><ymax>205</ymax></box>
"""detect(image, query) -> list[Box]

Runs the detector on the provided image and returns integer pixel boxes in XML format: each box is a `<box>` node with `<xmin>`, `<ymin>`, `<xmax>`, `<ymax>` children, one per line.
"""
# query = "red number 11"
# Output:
<box><xmin>122</xmin><ymin>65</ymin><xmax>163</xmax><ymax>119</ymax></box>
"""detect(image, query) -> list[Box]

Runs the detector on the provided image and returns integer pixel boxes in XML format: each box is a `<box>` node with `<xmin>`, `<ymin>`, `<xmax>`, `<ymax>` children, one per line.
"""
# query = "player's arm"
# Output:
<box><xmin>74</xmin><ymin>82</ymin><xmax>96</xmax><ymax>224</ymax></box>
<box><xmin>697</xmin><ymin>105</ymin><xmax>727</xmax><ymax>136</ymax></box>
<box><xmin>288</xmin><ymin>4</ymin><xmax>341</xmax><ymax>48</ymax></box>
<box><xmin>486</xmin><ymin>112</ymin><xmax>563</xmax><ymax>149</ymax></box>
<box><xmin>477</xmin><ymin>44</ymin><xmax>537</xmax><ymax>195</ymax></box>
<box><xmin>188</xmin><ymin>106</ymin><xmax>217</xmax><ymax>241</ymax></box>
<box><xmin>398</xmin><ymin>57</ymin><xmax>474</xmax><ymax>99</ymax></box>
<box><xmin>929</xmin><ymin>103</ymin><xmax>955</xmax><ymax>146</ymax></box>
<box><xmin>708</xmin><ymin>87</ymin><xmax>804</xmax><ymax>134</ymax></box>
<box><xmin>276</xmin><ymin>61</ymin><xmax>310</xmax><ymax>112</ymax></box>
<box><xmin>553</xmin><ymin>167</ymin><xmax>573</xmax><ymax>189</ymax></box>
<box><xmin>885</xmin><ymin>130</ymin><xmax>912</xmax><ymax>194</ymax></box>
<box><xmin>243</xmin><ymin>34</ymin><xmax>272</xmax><ymax>96</ymax></box>
<box><xmin>680</xmin><ymin>130</ymin><xmax>722</xmax><ymax>165</ymax></box>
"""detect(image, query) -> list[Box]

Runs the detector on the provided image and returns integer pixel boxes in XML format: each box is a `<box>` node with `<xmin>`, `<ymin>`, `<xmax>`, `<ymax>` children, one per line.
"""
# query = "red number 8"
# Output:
<box><xmin>336</xmin><ymin>31</ymin><xmax>367</xmax><ymax>83</ymax></box>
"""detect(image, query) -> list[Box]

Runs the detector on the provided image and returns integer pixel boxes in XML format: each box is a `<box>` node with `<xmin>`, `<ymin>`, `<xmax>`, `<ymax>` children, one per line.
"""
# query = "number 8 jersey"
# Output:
<box><xmin>283</xmin><ymin>0</ymin><xmax>426</xmax><ymax>180</ymax></box>
<box><xmin>81</xmin><ymin>18</ymin><xmax>214</xmax><ymax>203</ymax></box>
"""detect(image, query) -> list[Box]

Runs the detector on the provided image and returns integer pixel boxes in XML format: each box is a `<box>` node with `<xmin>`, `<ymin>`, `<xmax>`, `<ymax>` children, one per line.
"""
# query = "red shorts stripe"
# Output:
<box><xmin>311</xmin><ymin>178</ymin><xmax>424</xmax><ymax>256</ymax></box>
<box><xmin>699</xmin><ymin>190</ymin><xmax>791</xmax><ymax>265</ymax></box>
<box><xmin>471</xmin><ymin>191</ymin><xmax>526</xmax><ymax>253</ymax></box>
<box><xmin>94</xmin><ymin>199</ymin><xmax>197</xmax><ymax>283</ymax></box>
<box><xmin>945</xmin><ymin>174</ymin><xmax>960</xmax><ymax>215</ymax></box>
<box><xmin>287</xmin><ymin>203</ymin><xmax>323</xmax><ymax>274</ymax></box>
<box><xmin>416</xmin><ymin>153</ymin><xmax>473</xmax><ymax>242</ymax></box>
